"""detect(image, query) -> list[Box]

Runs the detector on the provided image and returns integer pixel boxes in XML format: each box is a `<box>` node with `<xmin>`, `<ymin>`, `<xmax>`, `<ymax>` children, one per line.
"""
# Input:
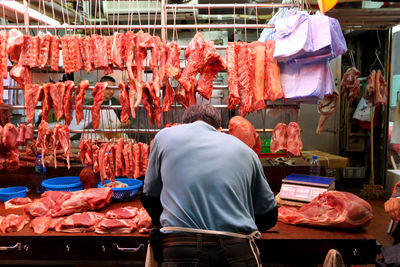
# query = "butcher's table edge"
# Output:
<box><xmin>0</xmin><ymin>195</ymin><xmax>378</xmax><ymax>265</ymax></box>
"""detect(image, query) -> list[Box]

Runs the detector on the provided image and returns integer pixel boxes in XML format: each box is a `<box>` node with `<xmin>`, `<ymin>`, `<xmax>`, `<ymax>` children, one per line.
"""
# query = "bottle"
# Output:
<box><xmin>35</xmin><ymin>155</ymin><xmax>47</xmax><ymax>193</ymax></box>
<box><xmin>309</xmin><ymin>155</ymin><xmax>321</xmax><ymax>177</ymax></box>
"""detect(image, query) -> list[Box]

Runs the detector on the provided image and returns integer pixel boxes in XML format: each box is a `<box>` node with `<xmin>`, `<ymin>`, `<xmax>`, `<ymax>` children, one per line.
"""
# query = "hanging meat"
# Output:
<box><xmin>10</xmin><ymin>63</ymin><xmax>32</xmax><ymax>89</ymax></box>
<box><xmin>270</xmin><ymin>123</ymin><xmax>287</xmax><ymax>153</ymax></box>
<box><xmin>111</xmin><ymin>32</ymin><xmax>125</xmax><ymax>71</ymax></box>
<box><xmin>374</xmin><ymin>69</ymin><xmax>387</xmax><ymax>105</ymax></box>
<box><xmin>142</xmin><ymin>82</ymin><xmax>155</xmax><ymax>125</ymax></box>
<box><xmin>135</xmin><ymin>31</ymin><xmax>153</xmax><ymax>108</ymax></box>
<box><xmin>19</xmin><ymin>35</ymin><xmax>40</xmax><ymax>68</ymax></box>
<box><xmin>250</xmin><ymin>41</ymin><xmax>266</xmax><ymax>111</ymax></box>
<box><xmin>2</xmin><ymin>123</ymin><xmax>19</xmax><ymax>171</ymax></box>
<box><xmin>237</xmin><ymin>42</ymin><xmax>253</xmax><ymax>117</ymax></box>
<box><xmin>264</xmin><ymin>40</ymin><xmax>284</xmax><ymax>102</ymax></box>
<box><xmin>50</xmin><ymin>82</ymin><xmax>66</xmax><ymax>121</ymax></box>
<box><xmin>58</xmin><ymin>125</ymin><xmax>71</xmax><ymax>169</ymax></box>
<box><xmin>119</xmin><ymin>81</ymin><xmax>130</xmax><ymax>124</ymax></box>
<box><xmin>79</xmin><ymin>36</ymin><xmax>94</xmax><ymax>74</ymax></box>
<box><xmin>133</xmin><ymin>143</ymin><xmax>141</xmax><ymax>179</ymax></box>
<box><xmin>24</xmin><ymin>84</ymin><xmax>42</xmax><ymax>123</ymax></box>
<box><xmin>124</xmin><ymin>31</ymin><xmax>137</xmax><ymax>118</ymax></box>
<box><xmin>178</xmin><ymin>32</ymin><xmax>206</xmax><ymax>94</ymax></box>
<box><xmin>79</xmin><ymin>139</ymin><xmax>92</xmax><ymax>167</ymax></box>
<box><xmin>150</xmin><ymin>36</ymin><xmax>161</xmax><ymax>98</ymax></box>
<box><xmin>51</xmin><ymin>124</ymin><xmax>63</xmax><ymax>168</ymax></box>
<box><xmin>226</xmin><ymin>42</ymin><xmax>240</xmax><ymax>110</ymax></box>
<box><xmin>104</xmin><ymin>35</ymin><xmax>114</xmax><ymax>75</ymax></box>
<box><xmin>165</xmin><ymin>41</ymin><xmax>181</xmax><ymax>80</ymax></box>
<box><xmin>48</xmin><ymin>35</ymin><xmax>59</xmax><ymax>72</ymax></box>
<box><xmin>7</xmin><ymin>29</ymin><xmax>24</xmax><ymax>63</ymax></box>
<box><xmin>92</xmin><ymin>144</ymin><xmax>100</xmax><ymax>174</ymax></box>
<box><xmin>38</xmin><ymin>83</ymin><xmax>53</xmax><ymax>122</ymax></box>
<box><xmin>316</xmin><ymin>90</ymin><xmax>339</xmax><ymax>134</ymax></box>
<box><xmin>115</xmin><ymin>138</ymin><xmax>124</xmax><ymax>177</ymax></box>
<box><xmin>91</xmin><ymin>34</ymin><xmax>108</xmax><ymax>69</ymax></box>
<box><xmin>341</xmin><ymin>67</ymin><xmax>360</xmax><ymax>102</ymax></box>
<box><xmin>364</xmin><ymin>70</ymin><xmax>375</xmax><ymax>105</ymax></box>
<box><xmin>63</xmin><ymin>81</ymin><xmax>75</xmax><ymax>126</ymax></box>
<box><xmin>16</xmin><ymin>124</ymin><xmax>27</xmax><ymax>146</ymax></box>
<box><xmin>228</xmin><ymin>116</ymin><xmax>261</xmax><ymax>154</ymax></box>
<box><xmin>162</xmin><ymin>81</ymin><xmax>175</xmax><ymax>112</ymax></box>
<box><xmin>140</xmin><ymin>143</ymin><xmax>149</xmax><ymax>176</ymax></box>
<box><xmin>175</xmin><ymin>84</ymin><xmax>196</xmax><ymax>109</ymax></box>
<box><xmin>75</xmin><ymin>80</ymin><xmax>90</xmax><ymax>124</ymax></box>
<box><xmin>38</xmin><ymin>33</ymin><xmax>51</xmax><ymax>68</ymax></box>
<box><xmin>286</xmin><ymin>122</ymin><xmax>303</xmax><ymax>156</ymax></box>
<box><xmin>36</xmin><ymin>121</ymin><xmax>51</xmax><ymax>166</ymax></box>
<box><xmin>158</xmin><ymin>41</ymin><xmax>168</xmax><ymax>85</ymax></box>
<box><xmin>91</xmin><ymin>82</ymin><xmax>108</xmax><ymax>129</ymax></box>
<box><xmin>196</xmin><ymin>40</ymin><xmax>226</xmax><ymax>100</ymax></box>
<box><xmin>278</xmin><ymin>191</ymin><xmax>373</xmax><ymax>229</ymax></box>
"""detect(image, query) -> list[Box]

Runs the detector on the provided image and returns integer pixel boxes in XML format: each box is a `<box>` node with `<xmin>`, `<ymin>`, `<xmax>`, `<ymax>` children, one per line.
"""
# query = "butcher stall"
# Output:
<box><xmin>0</xmin><ymin>0</ymin><xmax>394</xmax><ymax>265</ymax></box>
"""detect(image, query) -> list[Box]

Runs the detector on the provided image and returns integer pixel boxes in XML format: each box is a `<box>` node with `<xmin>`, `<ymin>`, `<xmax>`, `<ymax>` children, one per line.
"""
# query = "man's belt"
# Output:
<box><xmin>161</xmin><ymin>233</ymin><xmax>249</xmax><ymax>247</ymax></box>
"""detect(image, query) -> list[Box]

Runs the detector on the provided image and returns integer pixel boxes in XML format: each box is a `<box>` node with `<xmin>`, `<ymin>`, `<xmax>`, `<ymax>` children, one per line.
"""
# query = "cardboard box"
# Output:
<box><xmin>302</xmin><ymin>150</ymin><xmax>349</xmax><ymax>169</ymax></box>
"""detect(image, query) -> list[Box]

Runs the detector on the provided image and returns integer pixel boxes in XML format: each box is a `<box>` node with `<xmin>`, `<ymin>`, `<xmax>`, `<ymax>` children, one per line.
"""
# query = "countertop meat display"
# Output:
<box><xmin>278</xmin><ymin>191</ymin><xmax>373</xmax><ymax>228</ymax></box>
<box><xmin>4</xmin><ymin>197</ymin><xmax>32</xmax><ymax>210</ymax></box>
<box><xmin>0</xmin><ymin>195</ymin><xmax>377</xmax><ymax>265</ymax></box>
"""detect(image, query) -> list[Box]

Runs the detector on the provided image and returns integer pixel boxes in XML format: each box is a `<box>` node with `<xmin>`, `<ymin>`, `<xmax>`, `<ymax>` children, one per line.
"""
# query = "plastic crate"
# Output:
<box><xmin>0</xmin><ymin>186</ymin><xmax>28</xmax><ymax>202</ymax></box>
<box><xmin>42</xmin><ymin>176</ymin><xmax>83</xmax><ymax>192</ymax></box>
<box><xmin>98</xmin><ymin>178</ymin><xmax>143</xmax><ymax>202</ymax></box>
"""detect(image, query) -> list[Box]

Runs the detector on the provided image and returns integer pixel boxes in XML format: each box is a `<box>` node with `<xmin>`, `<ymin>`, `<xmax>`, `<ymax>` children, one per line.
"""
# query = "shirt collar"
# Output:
<box><xmin>193</xmin><ymin>120</ymin><xmax>218</xmax><ymax>132</ymax></box>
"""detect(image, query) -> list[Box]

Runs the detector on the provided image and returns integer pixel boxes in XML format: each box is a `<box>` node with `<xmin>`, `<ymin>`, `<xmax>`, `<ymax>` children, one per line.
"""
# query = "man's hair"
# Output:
<box><xmin>100</xmin><ymin>76</ymin><xmax>116</xmax><ymax>83</ymax></box>
<box><xmin>182</xmin><ymin>103</ymin><xmax>222</xmax><ymax>129</ymax></box>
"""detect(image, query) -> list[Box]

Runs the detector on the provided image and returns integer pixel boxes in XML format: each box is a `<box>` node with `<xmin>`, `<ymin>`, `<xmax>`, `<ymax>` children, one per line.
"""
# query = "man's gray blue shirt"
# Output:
<box><xmin>143</xmin><ymin>120</ymin><xmax>277</xmax><ymax>234</ymax></box>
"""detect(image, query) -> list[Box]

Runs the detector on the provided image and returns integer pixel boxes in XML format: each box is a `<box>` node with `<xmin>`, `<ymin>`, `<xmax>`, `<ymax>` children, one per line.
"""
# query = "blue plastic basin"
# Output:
<box><xmin>0</xmin><ymin>186</ymin><xmax>28</xmax><ymax>202</ymax></box>
<box><xmin>42</xmin><ymin>176</ymin><xmax>83</xmax><ymax>192</ymax></box>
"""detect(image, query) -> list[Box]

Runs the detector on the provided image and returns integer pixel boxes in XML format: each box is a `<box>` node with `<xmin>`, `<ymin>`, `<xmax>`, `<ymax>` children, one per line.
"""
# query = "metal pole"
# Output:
<box><xmin>0</xmin><ymin>24</ymin><xmax>275</xmax><ymax>30</ymax></box>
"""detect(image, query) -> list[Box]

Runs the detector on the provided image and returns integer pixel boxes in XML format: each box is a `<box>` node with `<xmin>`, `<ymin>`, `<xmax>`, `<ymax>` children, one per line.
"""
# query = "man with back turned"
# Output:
<box><xmin>141</xmin><ymin>103</ymin><xmax>277</xmax><ymax>266</ymax></box>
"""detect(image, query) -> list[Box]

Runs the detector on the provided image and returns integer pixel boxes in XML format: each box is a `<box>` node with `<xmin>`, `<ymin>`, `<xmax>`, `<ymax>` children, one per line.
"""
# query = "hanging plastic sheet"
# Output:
<box><xmin>279</xmin><ymin>60</ymin><xmax>334</xmax><ymax>103</ymax></box>
<box><xmin>272</xmin><ymin>12</ymin><xmax>347</xmax><ymax>64</ymax></box>
<box><xmin>258</xmin><ymin>4</ymin><xmax>295</xmax><ymax>42</ymax></box>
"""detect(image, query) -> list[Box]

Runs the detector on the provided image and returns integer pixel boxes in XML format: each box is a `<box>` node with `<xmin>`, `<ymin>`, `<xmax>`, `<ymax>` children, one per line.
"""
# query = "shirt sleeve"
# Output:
<box><xmin>251</xmin><ymin>157</ymin><xmax>277</xmax><ymax>215</ymax></box>
<box><xmin>143</xmin><ymin>136</ymin><xmax>163</xmax><ymax>197</ymax></box>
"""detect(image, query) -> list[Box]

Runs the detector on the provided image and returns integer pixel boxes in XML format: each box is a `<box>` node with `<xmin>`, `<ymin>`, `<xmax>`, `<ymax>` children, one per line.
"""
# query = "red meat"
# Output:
<box><xmin>119</xmin><ymin>81</ymin><xmax>130</xmax><ymax>123</ymax></box>
<box><xmin>63</xmin><ymin>81</ymin><xmax>75</xmax><ymax>126</ymax></box>
<box><xmin>165</xmin><ymin>41</ymin><xmax>181</xmax><ymax>80</ymax></box>
<box><xmin>237</xmin><ymin>42</ymin><xmax>253</xmax><ymax>117</ymax></box>
<box><xmin>91</xmin><ymin>82</ymin><xmax>108</xmax><ymax>129</ymax></box>
<box><xmin>196</xmin><ymin>40</ymin><xmax>225</xmax><ymax>100</ymax></box>
<box><xmin>278</xmin><ymin>191</ymin><xmax>373</xmax><ymax>229</ymax></box>
<box><xmin>228</xmin><ymin>116</ymin><xmax>261</xmax><ymax>154</ymax></box>
<box><xmin>75</xmin><ymin>80</ymin><xmax>90</xmax><ymax>124</ymax></box>
<box><xmin>226</xmin><ymin>42</ymin><xmax>240</xmax><ymax>110</ymax></box>
<box><xmin>270</xmin><ymin>123</ymin><xmax>287</xmax><ymax>153</ymax></box>
<box><xmin>286</xmin><ymin>122</ymin><xmax>302</xmax><ymax>156</ymax></box>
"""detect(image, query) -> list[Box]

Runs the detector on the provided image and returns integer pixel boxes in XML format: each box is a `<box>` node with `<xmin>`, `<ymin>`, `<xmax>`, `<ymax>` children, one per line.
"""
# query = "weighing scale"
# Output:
<box><xmin>279</xmin><ymin>174</ymin><xmax>335</xmax><ymax>203</ymax></box>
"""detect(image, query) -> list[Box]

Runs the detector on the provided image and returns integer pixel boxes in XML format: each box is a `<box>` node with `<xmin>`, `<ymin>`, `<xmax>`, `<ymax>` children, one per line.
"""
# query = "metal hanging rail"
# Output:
<box><xmin>165</xmin><ymin>3</ymin><xmax>297</xmax><ymax>9</ymax></box>
<box><xmin>33</xmin><ymin>128</ymin><xmax>273</xmax><ymax>134</ymax></box>
<box><xmin>1</xmin><ymin>103</ymin><xmax>299</xmax><ymax>110</ymax></box>
<box><xmin>0</xmin><ymin>24</ymin><xmax>274</xmax><ymax>30</ymax></box>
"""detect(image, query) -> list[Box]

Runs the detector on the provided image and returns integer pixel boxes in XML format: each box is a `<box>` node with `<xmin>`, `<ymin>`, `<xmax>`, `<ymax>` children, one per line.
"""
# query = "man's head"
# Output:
<box><xmin>100</xmin><ymin>76</ymin><xmax>116</xmax><ymax>101</ymax></box>
<box><xmin>182</xmin><ymin>103</ymin><xmax>222</xmax><ymax>129</ymax></box>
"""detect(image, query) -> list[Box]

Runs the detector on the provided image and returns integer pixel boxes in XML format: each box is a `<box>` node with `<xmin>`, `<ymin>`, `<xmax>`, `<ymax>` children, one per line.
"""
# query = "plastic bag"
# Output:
<box><xmin>353</xmin><ymin>97</ymin><xmax>374</xmax><ymax>122</ymax></box>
